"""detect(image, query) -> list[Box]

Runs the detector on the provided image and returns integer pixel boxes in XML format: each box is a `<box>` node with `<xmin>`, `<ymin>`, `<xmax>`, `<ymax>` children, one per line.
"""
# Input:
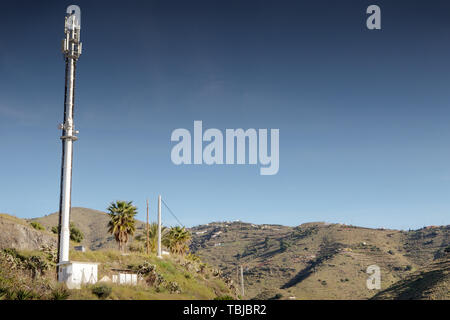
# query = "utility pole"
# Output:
<box><xmin>157</xmin><ymin>195</ymin><xmax>162</xmax><ymax>258</ymax></box>
<box><xmin>236</xmin><ymin>266</ymin><xmax>240</xmax><ymax>296</ymax></box>
<box><xmin>236</xmin><ymin>266</ymin><xmax>239</xmax><ymax>284</ymax></box>
<box><xmin>146</xmin><ymin>199</ymin><xmax>150</xmax><ymax>255</ymax></box>
<box><xmin>57</xmin><ymin>5</ymin><xmax>82</xmax><ymax>279</ymax></box>
<box><xmin>240</xmin><ymin>265</ymin><xmax>245</xmax><ymax>298</ymax></box>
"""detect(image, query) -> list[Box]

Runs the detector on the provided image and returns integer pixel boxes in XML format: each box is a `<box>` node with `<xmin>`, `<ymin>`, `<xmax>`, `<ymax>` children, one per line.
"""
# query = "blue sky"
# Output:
<box><xmin>1</xmin><ymin>0</ymin><xmax>450</xmax><ymax>229</ymax></box>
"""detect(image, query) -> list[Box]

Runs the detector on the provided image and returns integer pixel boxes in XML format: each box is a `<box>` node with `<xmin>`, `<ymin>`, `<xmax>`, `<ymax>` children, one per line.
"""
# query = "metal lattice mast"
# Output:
<box><xmin>57</xmin><ymin>5</ymin><xmax>82</xmax><ymax>271</ymax></box>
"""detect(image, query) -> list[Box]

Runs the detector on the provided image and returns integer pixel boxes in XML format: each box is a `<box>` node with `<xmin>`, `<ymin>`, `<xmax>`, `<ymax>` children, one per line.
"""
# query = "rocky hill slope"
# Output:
<box><xmin>1</xmin><ymin>209</ymin><xmax>448</xmax><ymax>300</ymax></box>
<box><xmin>372</xmin><ymin>256</ymin><xmax>449</xmax><ymax>300</ymax></box>
<box><xmin>0</xmin><ymin>213</ymin><xmax>57</xmax><ymax>250</ymax></box>
<box><xmin>189</xmin><ymin>221</ymin><xmax>449</xmax><ymax>299</ymax></box>
<box><xmin>0</xmin><ymin>211</ymin><xmax>236</xmax><ymax>300</ymax></box>
<box><xmin>30</xmin><ymin>207</ymin><xmax>146</xmax><ymax>250</ymax></box>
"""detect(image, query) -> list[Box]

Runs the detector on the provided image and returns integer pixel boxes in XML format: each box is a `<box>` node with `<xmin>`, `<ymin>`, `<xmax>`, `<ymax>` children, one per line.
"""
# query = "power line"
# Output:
<box><xmin>161</xmin><ymin>198</ymin><xmax>185</xmax><ymax>228</ymax></box>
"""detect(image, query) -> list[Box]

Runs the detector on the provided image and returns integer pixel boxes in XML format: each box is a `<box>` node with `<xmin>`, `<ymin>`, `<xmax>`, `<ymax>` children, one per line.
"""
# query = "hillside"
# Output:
<box><xmin>372</xmin><ymin>256</ymin><xmax>450</xmax><ymax>300</ymax></box>
<box><xmin>2</xmin><ymin>209</ymin><xmax>449</xmax><ymax>300</ymax></box>
<box><xmin>0</xmin><ymin>248</ymin><xmax>236</xmax><ymax>300</ymax></box>
<box><xmin>0</xmin><ymin>212</ymin><xmax>237</xmax><ymax>300</ymax></box>
<box><xmin>189</xmin><ymin>221</ymin><xmax>450</xmax><ymax>299</ymax></box>
<box><xmin>0</xmin><ymin>213</ymin><xmax>57</xmax><ymax>251</ymax></box>
<box><xmin>31</xmin><ymin>207</ymin><xmax>146</xmax><ymax>250</ymax></box>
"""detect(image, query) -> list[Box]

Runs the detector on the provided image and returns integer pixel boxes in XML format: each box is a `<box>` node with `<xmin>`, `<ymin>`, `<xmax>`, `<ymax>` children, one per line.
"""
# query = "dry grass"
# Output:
<box><xmin>190</xmin><ymin>221</ymin><xmax>449</xmax><ymax>299</ymax></box>
<box><xmin>1</xmin><ymin>247</ymin><xmax>235</xmax><ymax>300</ymax></box>
<box><xmin>69</xmin><ymin>249</ymin><xmax>235</xmax><ymax>300</ymax></box>
<box><xmin>0</xmin><ymin>213</ymin><xmax>29</xmax><ymax>226</ymax></box>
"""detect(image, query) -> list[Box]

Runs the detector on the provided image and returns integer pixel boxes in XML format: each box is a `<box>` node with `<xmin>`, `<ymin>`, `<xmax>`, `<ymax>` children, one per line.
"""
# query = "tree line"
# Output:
<box><xmin>107</xmin><ymin>200</ymin><xmax>191</xmax><ymax>255</ymax></box>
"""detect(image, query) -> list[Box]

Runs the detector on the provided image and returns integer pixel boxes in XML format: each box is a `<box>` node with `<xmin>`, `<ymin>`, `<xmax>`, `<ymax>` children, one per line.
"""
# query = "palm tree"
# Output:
<box><xmin>135</xmin><ymin>223</ymin><xmax>167</xmax><ymax>254</ymax></box>
<box><xmin>107</xmin><ymin>200</ymin><xmax>137</xmax><ymax>252</ymax></box>
<box><xmin>163</xmin><ymin>226</ymin><xmax>192</xmax><ymax>255</ymax></box>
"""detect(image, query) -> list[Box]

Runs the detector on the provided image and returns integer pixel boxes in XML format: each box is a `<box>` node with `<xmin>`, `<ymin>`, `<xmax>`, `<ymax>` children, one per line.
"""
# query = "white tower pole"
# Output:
<box><xmin>157</xmin><ymin>195</ymin><xmax>162</xmax><ymax>258</ymax></box>
<box><xmin>57</xmin><ymin>6</ymin><xmax>82</xmax><ymax>272</ymax></box>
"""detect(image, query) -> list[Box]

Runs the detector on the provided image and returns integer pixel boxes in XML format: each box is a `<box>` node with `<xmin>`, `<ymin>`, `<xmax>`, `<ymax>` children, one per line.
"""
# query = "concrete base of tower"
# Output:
<box><xmin>58</xmin><ymin>261</ymin><xmax>99</xmax><ymax>289</ymax></box>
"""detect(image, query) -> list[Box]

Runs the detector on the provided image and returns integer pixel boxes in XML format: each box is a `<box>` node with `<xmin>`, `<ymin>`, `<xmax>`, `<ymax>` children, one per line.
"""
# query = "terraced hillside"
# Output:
<box><xmin>5</xmin><ymin>208</ymin><xmax>449</xmax><ymax>300</ymax></box>
<box><xmin>189</xmin><ymin>221</ymin><xmax>449</xmax><ymax>299</ymax></box>
<box><xmin>372</xmin><ymin>256</ymin><xmax>449</xmax><ymax>300</ymax></box>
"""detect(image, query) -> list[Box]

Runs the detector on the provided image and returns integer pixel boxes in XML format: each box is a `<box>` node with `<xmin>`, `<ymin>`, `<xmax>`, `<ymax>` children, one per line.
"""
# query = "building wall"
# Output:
<box><xmin>59</xmin><ymin>262</ymin><xmax>98</xmax><ymax>289</ymax></box>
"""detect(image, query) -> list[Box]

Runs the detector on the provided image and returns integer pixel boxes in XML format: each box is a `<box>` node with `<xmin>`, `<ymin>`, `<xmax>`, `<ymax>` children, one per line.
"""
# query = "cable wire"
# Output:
<box><xmin>161</xmin><ymin>198</ymin><xmax>185</xmax><ymax>228</ymax></box>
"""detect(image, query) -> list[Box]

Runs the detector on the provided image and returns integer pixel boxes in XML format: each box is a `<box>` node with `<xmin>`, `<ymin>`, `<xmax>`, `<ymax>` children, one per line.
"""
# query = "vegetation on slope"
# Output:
<box><xmin>190</xmin><ymin>221</ymin><xmax>449</xmax><ymax>300</ymax></box>
<box><xmin>0</xmin><ymin>247</ymin><xmax>237</xmax><ymax>300</ymax></box>
<box><xmin>31</xmin><ymin>207</ymin><xmax>146</xmax><ymax>250</ymax></box>
<box><xmin>1</xmin><ymin>210</ymin><xmax>237</xmax><ymax>300</ymax></box>
<box><xmin>0</xmin><ymin>214</ymin><xmax>57</xmax><ymax>251</ymax></box>
<box><xmin>4</xmin><ymin>210</ymin><xmax>449</xmax><ymax>300</ymax></box>
<box><xmin>372</xmin><ymin>256</ymin><xmax>450</xmax><ymax>300</ymax></box>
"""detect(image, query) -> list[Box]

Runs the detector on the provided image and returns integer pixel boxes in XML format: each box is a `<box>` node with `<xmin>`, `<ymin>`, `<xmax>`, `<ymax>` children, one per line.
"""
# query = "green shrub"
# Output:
<box><xmin>271</xmin><ymin>293</ymin><xmax>283</xmax><ymax>300</ymax></box>
<box><xmin>51</xmin><ymin>285</ymin><xmax>70</xmax><ymax>300</ymax></box>
<box><xmin>279</xmin><ymin>239</ymin><xmax>290</xmax><ymax>252</ymax></box>
<box><xmin>91</xmin><ymin>283</ymin><xmax>112</xmax><ymax>299</ymax></box>
<box><xmin>2</xmin><ymin>249</ymin><xmax>48</xmax><ymax>277</ymax></box>
<box><xmin>186</xmin><ymin>253</ymin><xmax>201</xmax><ymax>262</ymax></box>
<box><xmin>30</xmin><ymin>222</ymin><xmax>45</xmax><ymax>231</ymax></box>
<box><xmin>52</xmin><ymin>223</ymin><xmax>84</xmax><ymax>242</ymax></box>
<box><xmin>264</xmin><ymin>236</ymin><xmax>270</xmax><ymax>248</ymax></box>
<box><xmin>25</xmin><ymin>255</ymin><xmax>49</xmax><ymax>277</ymax></box>
<box><xmin>40</xmin><ymin>244</ymin><xmax>57</xmax><ymax>263</ymax></box>
<box><xmin>2</xmin><ymin>248</ymin><xmax>22</xmax><ymax>260</ymax></box>
<box><xmin>0</xmin><ymin>288</ymin><xmax>9</xmax><ymax>300</ymax></box>
<box><xmin>15</xmin><ymin>289</ymin><xmax>35</xmax><ymax>300</ymax></box>
<box><xmin>167</xmin><ymin>281</ymin><xmax>181</xmax><ymax>294</ymax></box>
<box><xmin>70</xmin><ymin>223</ymin><xmax>84</xmax><ymax>243</ymax></box>
<box><xmin>131</xmin><ymin>261</ymin><xmax>156</xmax><ymax>275</ymax></box>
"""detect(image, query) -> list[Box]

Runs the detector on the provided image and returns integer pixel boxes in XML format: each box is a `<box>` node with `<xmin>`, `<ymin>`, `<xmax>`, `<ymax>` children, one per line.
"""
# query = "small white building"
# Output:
<box><xmin>111</xmin><ymin>269</ymin><xmax>139</xmax><ymax>285</ymax></box>
<box><xmin>112</xmin><ymin>273</ymin><xmax>138</xmax><ymax>285</ymax></box>
<box><xmin>58</xmin><ymin>261</ymin><xmax>99</xmax><ymax>289</ymax></box>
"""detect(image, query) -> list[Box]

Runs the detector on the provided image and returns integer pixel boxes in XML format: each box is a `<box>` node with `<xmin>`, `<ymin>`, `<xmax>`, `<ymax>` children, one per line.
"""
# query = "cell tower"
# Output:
<box><xmin>57</xmin><ymin>5</ymin><xmax>82</xmax><ymax>273</ymax></box>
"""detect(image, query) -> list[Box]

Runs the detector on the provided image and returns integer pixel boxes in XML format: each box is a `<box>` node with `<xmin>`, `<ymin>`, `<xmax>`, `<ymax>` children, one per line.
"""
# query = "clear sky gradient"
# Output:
<box><xmin>1</xmin><ymin>0</ymin><xmax>450</xmax><ymax>229</ymax></box>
